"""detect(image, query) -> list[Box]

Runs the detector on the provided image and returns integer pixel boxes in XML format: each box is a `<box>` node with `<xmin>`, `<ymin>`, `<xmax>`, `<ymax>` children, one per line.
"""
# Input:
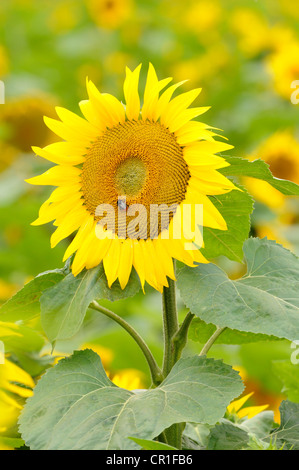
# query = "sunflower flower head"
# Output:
<box><xmin>26</xmin><ymin>64</ymin><xmax>236</xmax><ymax>292</ymax></box>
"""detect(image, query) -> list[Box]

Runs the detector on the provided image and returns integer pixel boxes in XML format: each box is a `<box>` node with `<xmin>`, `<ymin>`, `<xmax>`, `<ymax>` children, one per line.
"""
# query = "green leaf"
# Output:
<box><xmin>221</xmin><ymin>156</ymin><xmax>299</xmax><ymax>195</ymax></box>
<box><xmin>19</xmin><ymin>349</ymin><xmax>243</xmax><ymax>450</ymax></box>
<box><xmin>0</xmin><ymin>269</ymin><xmax>65</xmax><ymax>323</ymax></box>
<box><xmin>207</xmin><ymin>419</ymin><xmax>250</xmax><ymax>450</ymax></box>
<box><xmin>240</xmin><ymin>411</ymin><xmax>275</xmax><ymax>439</ymax></box>
<box><xmin>128</xmin><ymin>437</ymin><xmax>178</xmax><ymax>450</ymax></box>
<box><xmin>189</xmin><ymin>318</ymin><xmax>279</xmax><ymax>345</ymax></box>
<box><xmin>272</xmin><ymin>401</ymin><xmax>299</xmax><ymax>450</ymax></box>
<box><xmin>272</xmin><ymin>361</ymin><xmax>299</xmax><ymax>402</ymax></box>
<box><xmin>183</xmin><ymin>423</ymin><xmax>210</xmax><ymax>449</ymax></box>
<box><xmin>178</xmin><ymin>238</ymin><xmax>299</xmax><ymax>342</ymax></box>
<box><xmin>40</xmin><ymin>264</ymin><xmax>140</xmax><ymax>342</ymax></box>
<box><xmin>202</xmin><ymin>186</ymin><xmax>254</xmax><ymax>262</ymax></box>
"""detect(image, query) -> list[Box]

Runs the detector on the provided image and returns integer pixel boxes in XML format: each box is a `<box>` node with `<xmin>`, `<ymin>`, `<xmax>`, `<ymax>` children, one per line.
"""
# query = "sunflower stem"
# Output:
<box><xmin>161</xmin><ymin>267</ymin><xmax>185</xmax><ymax>449</ymax></box>
<box><xmin>89</xmin><ymin>300</ymin><xmax>163</xmax><ymax>387</ymax></box>
<box><xmin>172</xmin><ymin>311</ymin><xmax>195</xmax><ymax>363</ymax></box>
<box><xmin>199</xmin><ymin>326</ymin><xmax>227</xmax><ymax>356</ymax></box>
<box><xmin>162</xmin><ymin>277</ymin><xmax>179</xmax><ymax>377</ymax></box>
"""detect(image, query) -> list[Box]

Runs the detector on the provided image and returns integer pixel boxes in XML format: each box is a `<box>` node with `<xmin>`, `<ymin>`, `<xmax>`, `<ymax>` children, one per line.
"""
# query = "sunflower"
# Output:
<box><xmin>86</xmin><ymin>0</ymin><xmax>132</xmax><ymax>29</ymax></box>
<box><xmin>244</xmin><ymin>130</ymin><xmax>299</xmax><ymax>209</ymax></box>
<box><xmin>26</xmin><ymin>64</ymin><xmax>235</xmax><ymax>292</ymax></box>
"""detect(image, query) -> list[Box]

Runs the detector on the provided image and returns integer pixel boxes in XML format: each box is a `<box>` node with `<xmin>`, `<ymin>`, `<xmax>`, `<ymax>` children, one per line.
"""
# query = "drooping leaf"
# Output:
<box><xmin>207</xmin><ymin>419</ymin><xmax>250</xmax><ymax>450</ymax></box>
<box><xmin>271</xmin><ymin>401</ymin><xmax>299</xmax><ymax>450</ymax></box>
<box><xmin>178</xmin><ymin>238</ymin><xmax>299</xmax><ymax>342</ymax></box>
<box><xmin>203</xmin><ymin>185</ymin><xmax>254</xmax><ymax>262</ymax></box>
<box><xmin>221</xmin><ymin>156</ymin><xmax>299</xmax><ymax>196</ymax></box>
<box><xmin>40</xmin><ymin>264</ymin><xmax>140</xmax><ymax>342</ymax></box>
<box><xmin>0</xmin><ymin>269</ymin><xmax>65</xmax><ymax>323</ymax></box>
<box><xmin>19</xmin><ymin>349</ymin><xmax>243</xmax><ymax>450</ymax></box>
<box><xmin>189</xmin><ymin>318</ymin><xmax>279</xmax><ymax>345</ymax></box>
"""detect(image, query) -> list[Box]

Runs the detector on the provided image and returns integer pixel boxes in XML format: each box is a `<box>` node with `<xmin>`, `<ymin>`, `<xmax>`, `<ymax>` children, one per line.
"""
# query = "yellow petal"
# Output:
<box><xmin>86</xmin><ymin>79</ymin><xmax>126</xmax><ymax>127</ymax></box>
<box><xmin>118</xmin><ymin>239</ymin><xmax>133</xmax><ymax>289</ymax></box>
<box><xmin>123</xmin><ymin>64</ymin><xmax>142</xmax><ymax>120</ymax></box>
<box><xmin>185</xmin><ymin>187</ymin><xmax>227</xmax><ymax>230</ymax></box>
<box><xmin>26</xmin><ymin>165</ymin><xmax>81</xmax><ymax>186</ymax></box>
<box><xmin>55</xmin><ymin>106</ymin><xmax>98</xmax><ymax>139</ymax></box>
<box><xmin>85</xmin><ymin>238</ymin><xmax>112</xmax><ymax>269</ymax></box>
<box><xmin>160</xmin><ymin>88</ymin><xmax>202</xmax><ymax>129</ymax></box>
<box><xmin>50</xmin><ymin>207</ymin><xmax>89</xmax><ymax>247</ymax></box>
<box><xmin>103</xmin><ymin>238</ymin><xmax>121</xmax><ymax>287</ymax></box>
<box><xmin>63</xmin><ymin>215</ymin><xmax>95</xmax><ymax>261</ymax></box>
<box><xmin>44</xmin><ymin>116</ymin><xmax>93</xmax><ymax>146</ymax></box>
<box><xmin>32</xmin><ymin>143</ymin><xmax>86</xmax><ymax>165</ymax></box>
<box><xmin>142</xmin><ymin>63</ymin><xmax>172</xmax><ymax>121</ymax></box>
<box><xmin>176</xmin><ymin>121</ymin><xmax>217</xmax><ymax>145</ymax></box>
<box><xmin>168</xmin><ymin>106</ymin><xmax>210</xmax><ymax>133</ymax></box>
<box><xmin>153</xmin><ymin>80</ymin><xmax>188</xmax><ymax>121</ymax></box>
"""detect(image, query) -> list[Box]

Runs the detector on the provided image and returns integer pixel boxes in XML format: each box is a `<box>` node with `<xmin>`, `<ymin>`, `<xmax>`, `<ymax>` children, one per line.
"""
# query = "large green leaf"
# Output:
<box><xmin>202</xmin><ymin>186</ymin><xmax>254</xmax><ymax>263</ymax></box>
<box><xmin>40</xmin><ymin>264</ymin><xmax>140</xmax><ymax>342</ymax></box>
<box><xmin>177</xmin><ymin>238</ymin><xmax>299</xmax><ymax>341</ymax></box>
<box><xmin>189</xmin><ymin>318</ymin><xmax>279</xmax><ymax>345</ymax></box>
<box><xmin>272</xmin><ymin>401</ymin><xmax>299</xmax><ymax>450</ymax></box>
<box><xmin>207</xmin><ymin>419</ymin><xmax>249</xmax><ymax>450</ymax></box>
<box><xmin>221</xmin><ymin>156</ymin><xmax>299</xmax><ymax>196</ymax></box>
<box><xmin>19</xmin><ymin>349</ymin><xmax>243</xmax><ymax>450</ymax></box>
<box><xmin>128</xmin><ymin>437</ymin><xmax>178</xmax><ymax>450</ymax></box>
<box><xmin>0</xmin><ymin>269</ymin><xmax>65</xmax><ymax>323</ymax></box>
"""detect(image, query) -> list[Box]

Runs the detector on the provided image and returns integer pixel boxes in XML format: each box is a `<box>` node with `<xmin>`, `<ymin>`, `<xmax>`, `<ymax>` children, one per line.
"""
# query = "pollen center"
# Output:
<box><xmin>115</xmin><ymin>157</ymin><xmax>147</xmax><ymax>196</ymax></box>
<box><xmin>81</xmin><ymin>120</ymin><xmax>190</xmax><ymax>238</ymax></box>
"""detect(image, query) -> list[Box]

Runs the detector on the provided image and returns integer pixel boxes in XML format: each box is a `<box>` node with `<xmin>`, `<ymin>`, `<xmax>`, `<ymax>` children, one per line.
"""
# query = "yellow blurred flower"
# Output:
<box><xmin>48</xmin><ymin>0</ymin><xmax>80</xmax><ymax>33</ymax></box>
<box><xmin>86</xmin><ymin>0</ymin><xmax>133</xmax><ymax>29</ymax></box>
<box><xmin>267</xmin><ymin>40</ymin><xmax>299</xmax><ymax>100</ymax></box>
<box><xmin>81</xmin><ymin>343</ymin><xmax>114</xmax><ymax>370</ymax></box>
<box><xmin>233</xmin><ymin>365</ymin><xmax>282</xmax><ymax>424</ymax></box>
<box><xmin>277</xmin><ymin>0</ymin><xmax>299</xmax><ymax>20</ymax></box>
<box><xmin>183</xmin><ymin>0</ymin><xmax>221</xmax><ymax>39</ymax></box>
<box><xmin>268</xmin><ymin>25</ymin><xmax>297</xmax><ymax>53</ymax></box>
<box><xmin>0</xmin><ymin>356</ymin><xmax>34</xmax><ymax>450</ymax></box>
<box><xmin>227</xmin><ymin>392</ymin><xmax>269</xmax><ymax>420</ymax></box>
<box><xmin>109</xmin><ymin>368</ymin><xmax>145</xmax><ymax>390</ymax></box>
<box><xmin>0</xmin><ymin>94</ymin><xmax>58</xmax><ymax>154</ymax></box>
<box><xmin>230</xmin><ymin>8</ymin><xmax>270</xmax><ymax>58</ymax></box>
<box><xmin>0</xmin><ymin>44</ymin><xmax>9</xmax><ymax>77</ymax></box>
<box><xmin>255</xmin><ymin>223</ymin><xmax>292</xmax><ymax>251</ymax></box>
<box><xmin>244</xmin><ymin>130</ymin><xmax>299</xmax><ymax>210</ymax></box>
<box><xmin>0</xmin><ymin>280</ymin><xmax>18</xmax><ymax>303</ymax></box>
<box><xmin>173</xmin><ymin>44</ymin><xmax>230</xmax><ymax>87</ymax></box>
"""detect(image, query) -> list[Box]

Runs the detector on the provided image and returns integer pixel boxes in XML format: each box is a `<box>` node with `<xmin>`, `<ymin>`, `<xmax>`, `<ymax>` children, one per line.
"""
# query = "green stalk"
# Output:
<box><xmin>161</xmin><ymin>273</ymin><xmax>185</xmax><ymax>449</ymax></box>
<box><xmin>90</xmin><ymin>300</ymin><xmax>163</xmax><ymax>386</ymax></box>
<box><xmin>199</xmin><ymin>326</ymin><xmax>227</xmax><ymax>356</ymax></box>
<box><xmin>162</xmin><ymin>277</ymin><xmax>179</xmax><ymax>376</ymax></box>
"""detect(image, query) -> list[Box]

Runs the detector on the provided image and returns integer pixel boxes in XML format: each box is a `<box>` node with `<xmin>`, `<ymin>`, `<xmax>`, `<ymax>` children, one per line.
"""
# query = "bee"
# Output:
<box><xmin>117</xmin><ymin>196</ymin><xmax>128</xmax><ymax>212</ymax></box>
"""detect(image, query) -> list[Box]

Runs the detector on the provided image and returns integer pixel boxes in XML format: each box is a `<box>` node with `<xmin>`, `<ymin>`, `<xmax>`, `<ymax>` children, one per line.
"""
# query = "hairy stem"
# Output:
<box><xmin>161</xmin><ymin>270</ymin><xmax>186</xmax><ymax>449</ymax></box>
<box><xmin>162</xmin><ymin>277</ymin><xmax>179</xmax><ymax>377</ymax></box>
<box><xmin>172</xmin><ymin>311</ymin><xmax>195</xmax><ymax>363</ymax></box>
<box><xmin>89</xmin><ymin>300</ymin><xmax>163</xmax><ymax>386</ymax></box>
<box><xmin>199</xmin><ymin>326</ymin><xmax>227</xmax><ymax>356</ymax></box>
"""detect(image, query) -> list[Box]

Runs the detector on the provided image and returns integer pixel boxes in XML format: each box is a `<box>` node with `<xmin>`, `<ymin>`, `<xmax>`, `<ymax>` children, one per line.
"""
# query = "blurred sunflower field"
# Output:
<box><xmin>1</xmin><ymin>0</ymin><xmax>299</xmax><ymax>452</ymax></box>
